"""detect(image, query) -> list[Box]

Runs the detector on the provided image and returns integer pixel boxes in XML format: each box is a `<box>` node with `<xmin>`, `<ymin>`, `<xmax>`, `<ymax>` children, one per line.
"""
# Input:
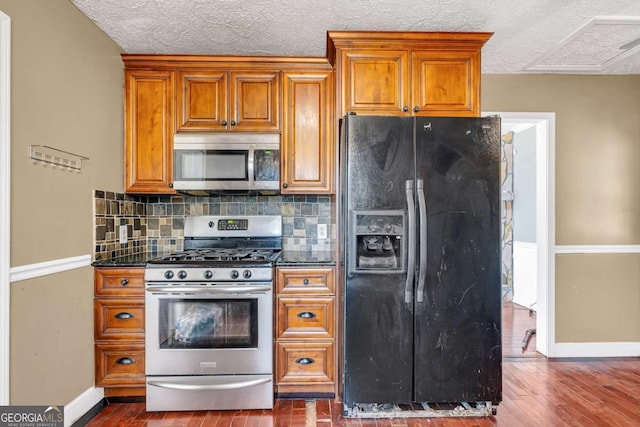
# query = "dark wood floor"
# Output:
<box><xmin>502</xmin><ymin>301</ymin><xmax>539</xmax><ymax>358</ymax></box>
<box><xmin>85</xmin><ymin>303</ymin><xmax>640</xmax><ymax>426</ymax></box>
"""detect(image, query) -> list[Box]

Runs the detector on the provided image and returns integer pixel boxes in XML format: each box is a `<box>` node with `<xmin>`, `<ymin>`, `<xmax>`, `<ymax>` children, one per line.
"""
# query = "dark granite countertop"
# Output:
<box><xmin>277</xmin><ymin>250</ymin><xmax>336</xmax><ymax>266</ymax></box>
<box><xmin>93</xmin><ymin>250</ymin><xmax>336</xmax><ymax>267</ymax></box>
<box><xmin>91</xmin><ymin>252</ymin><xmax>165</xmax><ymax>267</ymax></box>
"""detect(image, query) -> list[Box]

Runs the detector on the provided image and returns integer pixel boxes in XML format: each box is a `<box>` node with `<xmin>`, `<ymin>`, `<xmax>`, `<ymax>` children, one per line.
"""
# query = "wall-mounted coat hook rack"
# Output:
<box><xmin>29</xmin><ymin>145</ymin><xmax>89</xmax><ymax>172</ymax></box>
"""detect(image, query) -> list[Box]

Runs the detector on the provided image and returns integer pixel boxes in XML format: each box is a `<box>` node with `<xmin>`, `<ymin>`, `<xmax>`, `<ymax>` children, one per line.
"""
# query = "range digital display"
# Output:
<box><xmin>218</xmin><ymin>219</ymin><xmax>249</xmax><ymax>231</ymax></box>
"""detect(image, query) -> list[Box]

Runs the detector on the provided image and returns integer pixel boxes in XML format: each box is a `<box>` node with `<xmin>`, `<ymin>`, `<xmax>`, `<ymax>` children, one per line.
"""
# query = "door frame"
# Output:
<box><xmin>0</xmin><ymin>9</ymin><xmax>11</xmax><ymax>405</ymax></box>
<box><xmin>485</xmin><ymin>112</ymin><xmax>556</xmax><ymax>357</ymax></box>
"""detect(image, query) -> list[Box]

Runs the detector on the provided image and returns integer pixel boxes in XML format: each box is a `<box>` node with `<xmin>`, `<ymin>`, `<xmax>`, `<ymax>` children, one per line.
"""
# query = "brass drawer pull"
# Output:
<box><xmin>114</xmin><ymin>312</ymin><xmax>134</xmax><ymax>319</ymax></box>
<box><xmin>297</xmin><ymin>311</ymin><xmax>316</xmax><ymax>319</ymax></box>
<box><xmin>295</xmin><ymin>357</ymin><xmax>315</xmax><ymax>365</ymax></box>
<box><xmin>116</xmin><ymin>357</ymin><xmax>135</xmax><ymax>365</ymax></box>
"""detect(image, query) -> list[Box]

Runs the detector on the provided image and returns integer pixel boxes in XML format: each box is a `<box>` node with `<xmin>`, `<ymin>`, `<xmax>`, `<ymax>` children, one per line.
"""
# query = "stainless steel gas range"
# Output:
<box><xmin>144</xmin><ymin>215</ymin><xmax>281</xmax><ymax>412</ymax></box>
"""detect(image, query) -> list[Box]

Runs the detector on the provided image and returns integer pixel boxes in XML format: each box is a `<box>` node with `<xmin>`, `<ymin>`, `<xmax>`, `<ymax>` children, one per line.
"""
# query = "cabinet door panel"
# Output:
<box><xmin>94</xmin><ymin>299</ymin><xmax>145</xmax><ymax>340</ymax></box>
<box><xmin>95</xmin><ymin>267</ymin><xmax>144</xmax><ymax>297</ymax></box>
<box><xmin>412</xmin><ymin>50</ymin><xmax>480</xmax><ymax>116</ymax></box>
<box><xmin>277</xmin><ymin>297</ymin><xmax>334</xmax><ymax>339</ymax></box>
<box><xmin>125</xmin><ymin>70</ymin><xmax>175</xmax><ymax>194</ymax></box>
<box><xmin>95</xmin><ymin>343</ymin><xmax>145</xmax><ymax>387</ymax></box>
<box><xmin>230</xmin><ymin>71</ymin><xmax>280</xmax><ymax>131</ymax></box>
<box><xmin>276</xmin><ymin>342</ymin><xmax>334</xmax><ymax>385</ymax></box>
<box><xmin>177</xmin><ymin>70</ymin><xmax>228</xmax><ymax>131</ymax></box>
<box><xmin>340</xmin><ymin>50</ymin><xmax>409</xmax><ymax>115</ymax></box>
<box><xmin>277</xmin><ymin>267</ymin><xmax>335</xmax><ymax>294</ymax></box>
<box><xmin>281</xmin><ymin>71</ymin><xmax>333</xmax><ymax>193</ymax></box>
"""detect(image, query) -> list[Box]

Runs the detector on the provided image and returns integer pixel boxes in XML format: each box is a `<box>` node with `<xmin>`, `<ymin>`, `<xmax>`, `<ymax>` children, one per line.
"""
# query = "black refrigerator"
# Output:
<box><xmin>340</xmin><ymin>114</ymin><xmax>502</xmax><ymax>413</ymax></box>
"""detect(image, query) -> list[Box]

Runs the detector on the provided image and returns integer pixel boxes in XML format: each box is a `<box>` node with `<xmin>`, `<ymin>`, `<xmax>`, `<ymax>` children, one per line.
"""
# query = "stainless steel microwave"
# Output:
<box><xmin>173</xmin><ymin>133</ymin><xmax>280</xmax><ymax>193</ymax></box>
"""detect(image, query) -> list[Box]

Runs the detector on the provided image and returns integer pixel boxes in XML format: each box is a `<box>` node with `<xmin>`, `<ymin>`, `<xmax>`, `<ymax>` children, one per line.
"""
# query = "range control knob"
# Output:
<box><xmin>230</xmin><ymin>270</ymin><xmax>239</xmax><ymax>279</ymax></box>
<box><xmin>243</xmin><ymin>270</ymin><xmax>252</xmax><ymax>279</ymax></box>
<box><xmin>164</xmin><ymin>270</ymin><xmax>174</xmax><ymax>279</ymax></box>
<box><xmin>177</xmin><ymin>270</ymin><xmax>187</xmax><ymax>279</ymax></box>
<box><xmin>203</xmin><ymin>270</ymin><xmax>213</xmax><ymax>279</ymax></box>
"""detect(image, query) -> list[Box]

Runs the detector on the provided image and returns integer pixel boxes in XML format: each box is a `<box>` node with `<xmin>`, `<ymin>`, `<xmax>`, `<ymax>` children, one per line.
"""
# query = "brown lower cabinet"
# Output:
<box><xmin>94</xmin><ymin>267</ymin><xmax>146</xmax><ymax>397</ymax></box>
<box><xmin>94</xmin><ymin>264</ymin><xmax>337</xmax><ymax>398</ymax></box>
<box><xmin>275</xmin><ymin>266</ymin><xmax>336</xmax><ymax>396</ymax></box>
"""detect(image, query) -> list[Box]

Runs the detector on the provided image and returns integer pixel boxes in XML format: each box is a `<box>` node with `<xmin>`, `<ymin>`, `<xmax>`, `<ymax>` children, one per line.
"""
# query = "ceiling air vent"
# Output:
<box><xmin>525</xmin><ymin>16</ymin><xmax>640</xmax><ymax>73</ymax></box>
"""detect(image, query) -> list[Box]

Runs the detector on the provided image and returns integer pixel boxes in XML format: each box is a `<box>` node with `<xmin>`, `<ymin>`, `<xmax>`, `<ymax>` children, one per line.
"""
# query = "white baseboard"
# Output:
<box><xmin>64</xmin><ymin>386</ymin><xmax>104</xmax><ymax>427</ymax></box>
<box><xmin>9</xmin><ymin>254</ymin><xmax>92</xmax><ymax>283</ymax></box>
<box><xmin>551</xmin><ymin>342</ymin><xmax>640</xmax><ymax>358</ymax></box>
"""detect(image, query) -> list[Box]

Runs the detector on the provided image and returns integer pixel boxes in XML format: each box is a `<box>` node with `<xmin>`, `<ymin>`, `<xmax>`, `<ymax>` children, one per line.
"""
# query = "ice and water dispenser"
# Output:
<box><xmin>348</xmin><ymin>210</ymin><xmax>405</xmax><ymax>275</ymax></box>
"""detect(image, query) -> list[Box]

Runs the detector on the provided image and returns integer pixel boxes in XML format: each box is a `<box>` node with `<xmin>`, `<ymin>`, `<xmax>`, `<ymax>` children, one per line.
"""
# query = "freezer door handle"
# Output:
<box><xmin>404</xmin><ymin>180</ymin><xmax>416</xmax><ymax>303</ymax></box>
<box><xmin>416</xmin><ymin>179</ymin><xmax>427</xmax><ymax>303</ymax></box>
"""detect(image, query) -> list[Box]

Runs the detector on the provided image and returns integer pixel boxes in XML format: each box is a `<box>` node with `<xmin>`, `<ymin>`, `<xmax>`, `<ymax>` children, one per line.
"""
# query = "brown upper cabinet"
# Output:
<box><xmin>327</xmin><ymin>31</ymin><xmax>492</xmax><ymax>117</ymax></box>
<box><xmin>176</xmin><ymin>70</ymin><xmax>280</xmax><ymax>132</ymax></box>
<box><xmin>125</xmin><ymin>69</ymin><xmax>176</xmax><ymax>194</ymax></box>
<box><xmin>123</xmin><ymin>55</ymin><xmax>334</xmax><ymax>195</ymax></box>
<box><xmin>281</xmin><ymin>70</ymin><xmax>334</xmax><ymax>194</ymax></box>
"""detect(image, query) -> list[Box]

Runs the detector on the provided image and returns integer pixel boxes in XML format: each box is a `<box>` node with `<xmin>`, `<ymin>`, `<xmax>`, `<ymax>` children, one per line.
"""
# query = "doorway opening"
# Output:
<box><xmin>485</xmin><ymin>112</ymin><xmax>556</xmax><ymax>358</ymax></box>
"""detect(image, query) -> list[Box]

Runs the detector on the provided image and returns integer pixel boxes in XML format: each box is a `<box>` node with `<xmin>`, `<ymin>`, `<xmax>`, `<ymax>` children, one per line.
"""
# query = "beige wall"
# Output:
<box><xmin>483</xmin><ymin>75</ymin><xmax>640</xmax><ymax>342</ymax></box>
<box><xmin>556</xmin><ymin>254</ymin><xmax>640</xmax><ymax>342</ymax></box>
<box><xmin>0</xmin><ymin>0</ymin><xmax>123</xmax><ymax>404</ymax></box>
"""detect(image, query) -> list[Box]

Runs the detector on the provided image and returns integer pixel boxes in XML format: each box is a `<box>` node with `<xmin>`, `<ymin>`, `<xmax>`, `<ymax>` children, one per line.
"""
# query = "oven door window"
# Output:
<box><xmin>174</xmin><ymin>150</ymin><xmax>248</xmax><ymax>181</ymax></box>
<box><xmin>158</xmin><ymin>299</ymin><xmax>258</xmax><ymax>349</ymax></box>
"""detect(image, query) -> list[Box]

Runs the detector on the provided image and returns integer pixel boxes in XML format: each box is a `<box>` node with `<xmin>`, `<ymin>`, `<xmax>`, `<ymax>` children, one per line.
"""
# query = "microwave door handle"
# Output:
<box><xmin>247</xmin><ymin>145</ymin><xmax>255</xmax><ymax>184</ymax></box>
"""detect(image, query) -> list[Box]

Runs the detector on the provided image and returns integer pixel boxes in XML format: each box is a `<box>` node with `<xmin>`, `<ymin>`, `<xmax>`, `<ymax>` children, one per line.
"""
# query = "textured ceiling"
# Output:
<box><xmin>70</xmin><ymin>0</ymin><xmax>640</xmax><ymax>74</ymax></box>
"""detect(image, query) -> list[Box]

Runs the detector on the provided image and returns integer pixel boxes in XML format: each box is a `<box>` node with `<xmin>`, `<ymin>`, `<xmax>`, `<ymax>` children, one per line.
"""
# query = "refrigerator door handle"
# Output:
<box><xmin>416</xmin><ymin>179</ymin><xmax>427</xmax><ymax>303</ymax></box>
<box><xmin>404</xmin><ymin>180</ymin><xmax>416</xmax><ymax>304</ymax></box>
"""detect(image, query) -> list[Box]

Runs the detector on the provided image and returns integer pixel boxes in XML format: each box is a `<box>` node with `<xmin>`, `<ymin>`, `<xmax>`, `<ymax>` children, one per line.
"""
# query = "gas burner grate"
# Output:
<box><xmin>158</xmin><ymin>248</ymin><xmax>279</xmax><ymax>262</ymax></box>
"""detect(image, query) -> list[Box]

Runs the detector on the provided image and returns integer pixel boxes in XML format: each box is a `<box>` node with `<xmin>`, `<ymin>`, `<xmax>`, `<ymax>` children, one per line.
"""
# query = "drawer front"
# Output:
<box><xmin>277</xmin><ymin>297</ymin><xmax>334</xmax><ymax>339</ymax></box>
<box><xmin>95</xmin><ymin>267</ymin><xmax>144</xmax><ymax>297</ymax></box>
<box><xmin>95</xmin><ymin>343</ymin><xmax>145</xmax><ymax>387</ymax></box>
<box><xmin>94</xmin><ymin>299</ymin><xmax>145</xmax><ymax>340</ymax></box>
<box><xmin>276</xmin><ymin>342</ymin><xmax>334</xmax><ymax>385</ymax></box>
<box><xmin>277</xmin><ymin>267</ymin><xmax>334</xmax><ymax>294</ymax></box>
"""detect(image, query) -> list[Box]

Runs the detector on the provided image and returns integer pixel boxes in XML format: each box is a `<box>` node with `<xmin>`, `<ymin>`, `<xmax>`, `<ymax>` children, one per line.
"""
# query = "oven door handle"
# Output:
<box><xmin>145</xmin><ymin>285</ymin><xmax>271</xmax><ymax>294</ymax></box>
<box><xmin>147</xmin><ymin>377</ymin><xmax>271</xmax><ymax>391</ymax></box>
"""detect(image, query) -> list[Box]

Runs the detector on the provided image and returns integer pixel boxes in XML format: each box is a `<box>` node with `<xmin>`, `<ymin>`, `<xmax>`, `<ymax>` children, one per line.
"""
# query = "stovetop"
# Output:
<box><xmin>145</xmin><ymin>215</ymin><xmax>282</xmax><ymax>282</ymax></box>
<box><xmin>150</xmin><ymin>248</ymin><xmax>282</xmax><ymax>263</ymax></box>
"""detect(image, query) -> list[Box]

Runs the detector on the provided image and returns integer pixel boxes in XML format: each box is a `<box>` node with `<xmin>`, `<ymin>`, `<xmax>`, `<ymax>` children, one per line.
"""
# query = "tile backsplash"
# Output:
<box><xmin>94</xmin><ymin>190</ymin><xmax>335</xmax><ymax>260</ymax></box>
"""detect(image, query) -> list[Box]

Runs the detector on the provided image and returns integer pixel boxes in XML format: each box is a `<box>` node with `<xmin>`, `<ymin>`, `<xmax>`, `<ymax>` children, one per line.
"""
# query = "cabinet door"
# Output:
<box><xmin>411</xmin><ymin>50</ymin><xmax>480</xmax><ymax>116</ymax></box>
<box><xmin>230</xmin><ymin>71</ymin><xmax>280</xmax><ymax>131</ymax></box>
<box><xmin>281</xmin><ymin>71</ymin><xmax>333</xmax><ymax>194</ymax></box>
<box><xmin>95</xmin><ymin>343</ymin><xmax>145</xmax><ymax>387</ymax></box>
<box><xmin>339</xmin><ymin>50</ymin><xmax>409</xmax><ymax>116</ymax></box>
<box><xmin>95</xmin><ymin>267</ymin><xmax>144</xmax><ymax>297</ymax></box>
<box><xmin>276</xmin><ymin>341</ymin><xmax>334</xmax><ymax>391</ymax></box>
<box><xmin>125</xmin><ymin>70</ymin><xmax>175</xmax><ymax>194</ymax></box>
<box><xmin>176</xmin><ymin>70</ymin><xmax>228</xmax><ymax>131</ymax></box>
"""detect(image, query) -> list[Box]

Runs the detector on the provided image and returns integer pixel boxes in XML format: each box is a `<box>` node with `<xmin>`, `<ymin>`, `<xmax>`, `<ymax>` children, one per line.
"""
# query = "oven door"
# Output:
<box><xmin>145</xmin><ymin>283</ymin><xmax>272</xmax><ymax>376</ymax></box>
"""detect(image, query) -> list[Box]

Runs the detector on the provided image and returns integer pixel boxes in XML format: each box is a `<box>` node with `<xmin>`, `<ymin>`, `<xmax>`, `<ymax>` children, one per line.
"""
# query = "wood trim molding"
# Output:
<box><xmin>9</xmin><ymin>255</ymin><xmax>92</xmax><ymax>283</ymax></box>
<box><xmin>555</xmin><ymin>245</ymin><xmax>640</xmax><ymax>254</ymax></box>
<box><xmin>0</xmin><ymin>10</ymin><xmax>10</xmax><ymax>406</ymax></box>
